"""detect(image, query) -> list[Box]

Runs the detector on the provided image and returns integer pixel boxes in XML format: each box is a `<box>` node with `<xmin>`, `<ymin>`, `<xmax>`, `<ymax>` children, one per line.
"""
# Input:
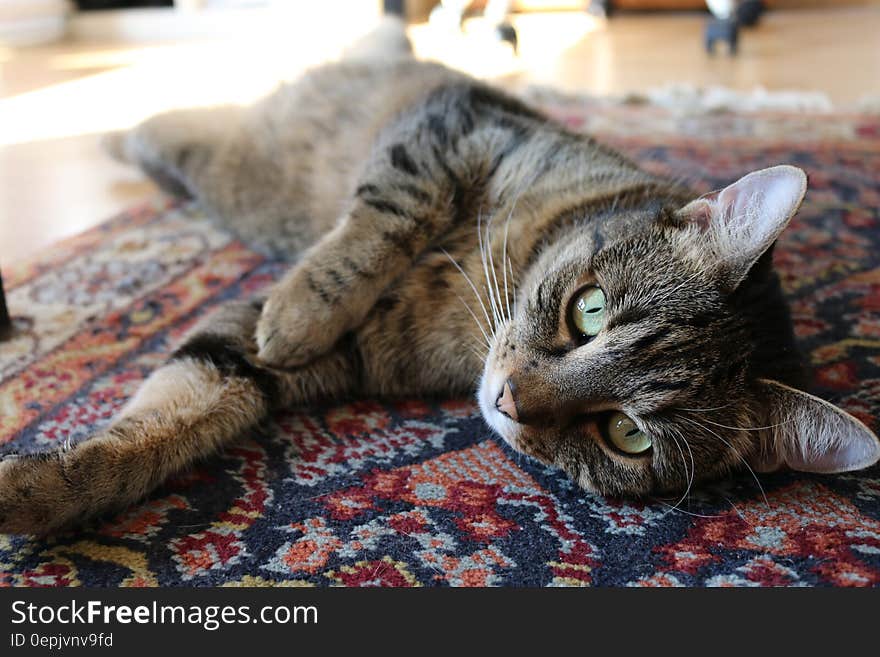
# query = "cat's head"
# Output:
<box><xmin>479</xmin><ymin>165</ymin><xmax>880</xmax><ymax>497</ymax></box>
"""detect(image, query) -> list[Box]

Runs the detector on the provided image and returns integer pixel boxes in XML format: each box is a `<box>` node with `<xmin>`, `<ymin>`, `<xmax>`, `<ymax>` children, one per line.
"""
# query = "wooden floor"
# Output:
<box><xmin>1</xmin><ymin>6</ymin><xmax>878</xmax><ymax>264</ymax></box>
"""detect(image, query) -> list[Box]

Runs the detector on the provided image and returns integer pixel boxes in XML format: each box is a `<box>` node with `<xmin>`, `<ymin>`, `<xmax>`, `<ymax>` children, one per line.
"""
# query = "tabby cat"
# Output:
<box><xmin>1</xmin><ymin>19</ymin><xmax>877</xmax><ymax>535</ymax></box>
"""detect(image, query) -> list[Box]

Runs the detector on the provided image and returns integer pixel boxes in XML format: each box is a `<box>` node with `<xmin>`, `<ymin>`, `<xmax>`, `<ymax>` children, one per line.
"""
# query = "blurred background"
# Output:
<box><xmin>0</xmin><ymin>0</ymin><xmax>878</xmax><ymax>264</ymax></box>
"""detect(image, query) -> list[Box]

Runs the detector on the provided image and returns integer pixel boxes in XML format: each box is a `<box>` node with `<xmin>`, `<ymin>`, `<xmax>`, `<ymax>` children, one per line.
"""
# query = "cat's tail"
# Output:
<box><xmin>341</xmin><ymin>14</ymin><xmax>412</xmax><ymax>61</ymax></box>
<box><xmin>0</xmin><ymin>301</ymin><xmax>354</xmax><ymax>535</ymax></box>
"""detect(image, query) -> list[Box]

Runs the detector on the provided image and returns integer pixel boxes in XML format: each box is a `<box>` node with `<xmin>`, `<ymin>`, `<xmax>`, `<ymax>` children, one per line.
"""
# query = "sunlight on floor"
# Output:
<box><xmin>0</xmin><ymin>10</ymin><xmax>604</xmax><ymax>148</ymax></box>
<box><xmin>47</xmin><ymin>44</ymin><xmax>179</xmax><ymax>72</ymax></box>
<box><xmin>1</xmin><ymin>43</ymin><xmax>284</xmax><ymax>146</ymax></box>
<box><xmin>0</xmin><ymin>8</ymin><xmax>383</xmax><ymax>146</ymax></box>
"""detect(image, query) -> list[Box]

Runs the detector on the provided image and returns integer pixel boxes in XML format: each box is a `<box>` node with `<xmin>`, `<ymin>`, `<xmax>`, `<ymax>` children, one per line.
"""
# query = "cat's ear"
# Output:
<box><xmin>749</xmin><ymin>379</ymin><xmax>880</xmax><ymax>474</ymax></box>
<box><xmin>677</xmin><ymin>165</ymin><xmax>807</xmax><ymax>287</ymax></box>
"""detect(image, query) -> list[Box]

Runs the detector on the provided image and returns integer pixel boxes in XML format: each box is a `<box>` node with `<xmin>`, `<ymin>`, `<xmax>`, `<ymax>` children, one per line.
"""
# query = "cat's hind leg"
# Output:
<box><xmin>0</xmin><ymin>299</ymin><xmax>357</xmax><ymax>535</ymax></box>
<box><xmin>104</xmin><ymin>106</ymin><xmax>314</xmax><ymax>257</ymax></box>
<box><xmin>103</xmin><ymin>106</ymin><xmax>244</xmax><ymax>202</ymax></box>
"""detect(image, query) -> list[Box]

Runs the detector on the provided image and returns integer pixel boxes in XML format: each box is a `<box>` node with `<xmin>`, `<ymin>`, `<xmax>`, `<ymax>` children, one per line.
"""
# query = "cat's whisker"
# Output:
<box><xmin>507</xmin><ymin>253</ymin><xmax>518</xmax><ymax>317</ymax></box>
<box><xmin>470</xmin><ymin>334</ymin><xmax>489</xmax><ymax>350</ymax></box>
<box><xmin>490</xmin><ymin>222</ymin><xmax>508</xmax><ymax>327</ymax></box>
<box><xmin>467</xmin><ymin>345</ymin><xmax>488</xmax><ymax>362</ymax></box>
<box><xmin>477</xmin><ymin>210</ymin><xmax>500</xmax><ymax>333</ymax></box>
<box><xmin>665</xmin><ymin>429</ymin><xmax>694</xmax><ymax>514</ymax></box>
<box><xmin>676</xmin><ymin>402</ymin><xmax>736</xmax><ymax>414</ymax></box>
<box><xmin>722</xmin><ymin>495</ymin><xmax>755</xmax><ymax>528</ymax></box>
<box><xmin>673</xmin><ymin>426</ymin><xmax>696</xmax><ymax>511</ymax></box>
<box><xmin>484</xmin><ymin>211</ymin><xmax>507</xmax><ymax>327</ymax></box>
<box><xmin>653</xmin><ymin>499</ymin><xmax>724</xmax><ymax>519</ymax></box>
<box><xmin>677</xmin><ymin>415</ymin><xmax>770</xmax><ymax>510</ymax></box>
<box><xmin>452</xmin><ymin>291</ymin><xmax>491</xmax><ymax>348</ymax></box>
<box><xmin>468</xmin><ymin>334</ymin><xmax>490</xmax><ymax>356</ymax></box>
<box><xmin>499</xmin><ymin>190</ymin><xmax>524</xmax><ymax>323</ymax></box>
<box><xmin>501</xmin><ymin>207</ymin><xmax>512</xmax><ymax>323</ymax></box>
<box><xmin>681</xmin><ymin>411</ymin><xmax>792</xmax><ymax>432</ymax></box>
<box><xmin>470</xmin><ymin>307</ymin><xmax>494</xmax><ymax>347</ymax></box>
<box><xmin>440</xmin><ymin>249</ymin><xmax>494</xmax><ymax>347</ymax></box>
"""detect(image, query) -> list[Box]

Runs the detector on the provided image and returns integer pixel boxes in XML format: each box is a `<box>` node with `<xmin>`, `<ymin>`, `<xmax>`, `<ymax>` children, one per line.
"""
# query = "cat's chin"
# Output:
<box><xmin>477</xmin><ymin>365</ymin><xmax>522</xmax><ymax>449</ymax></box>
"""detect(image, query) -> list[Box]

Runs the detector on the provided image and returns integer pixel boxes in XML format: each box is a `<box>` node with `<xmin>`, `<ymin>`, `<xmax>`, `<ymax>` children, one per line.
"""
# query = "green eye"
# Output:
<box><xmin>606</xmin><ymin>412</ymin><xmax>652</xmax><ymax>455</ymax></box>
<box><xmin>571</xmin><ymin>286</ymin><xmax>606</xmax><ymax>337</ymax></box>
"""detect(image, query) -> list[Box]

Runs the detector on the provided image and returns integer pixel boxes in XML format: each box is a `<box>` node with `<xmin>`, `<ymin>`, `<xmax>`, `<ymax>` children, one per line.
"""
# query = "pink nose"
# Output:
<box><xmin>495</xmin><ymin>380</ymin><xmax>518</xmax><ymax>422</ymax></box>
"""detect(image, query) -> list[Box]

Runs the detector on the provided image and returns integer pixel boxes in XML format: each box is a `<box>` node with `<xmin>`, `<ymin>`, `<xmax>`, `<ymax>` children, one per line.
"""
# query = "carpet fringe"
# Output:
<box><xmin>523</xmin><ymin>83</ymin><xmax>880</xmax><ymax>115</ymax></box>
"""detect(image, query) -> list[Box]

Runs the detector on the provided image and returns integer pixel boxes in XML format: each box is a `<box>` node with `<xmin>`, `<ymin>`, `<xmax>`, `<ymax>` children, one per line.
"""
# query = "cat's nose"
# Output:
<box><xmin>495</xmin><ymin>380</ymin><xmax>519</xmax><ymax>422</ymax></box>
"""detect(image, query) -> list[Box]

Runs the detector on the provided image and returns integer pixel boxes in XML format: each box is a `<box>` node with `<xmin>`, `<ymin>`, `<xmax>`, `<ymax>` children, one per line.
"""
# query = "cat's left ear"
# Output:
<box><xmin>749</xmin><ymin>379</ymin><xmax>880</xmax><ymax>474</ymax></box>
<box><xmin>677</xmin><ymin>165</ymin><xmax>807</xmax><ymax>288</ymax></box>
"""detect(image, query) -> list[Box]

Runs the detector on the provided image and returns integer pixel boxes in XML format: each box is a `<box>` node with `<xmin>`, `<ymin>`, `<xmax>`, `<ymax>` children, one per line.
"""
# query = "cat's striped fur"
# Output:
<box><xmin>1</xmin><ymin>19</ymin><xmax>876</xmax><ymax>535</ymax></box>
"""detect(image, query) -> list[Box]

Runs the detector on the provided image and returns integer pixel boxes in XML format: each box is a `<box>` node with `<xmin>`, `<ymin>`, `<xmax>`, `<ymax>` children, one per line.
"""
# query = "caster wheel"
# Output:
<box><xmin>705</xmin><ymin>18</ymin><xmax>738</xmax><ymax>55</ymax></box>
<box><xmin>494</xmin><ymin>22</ymin><xmax>518</xmax><ymax>53</ymax></box>
<box><xmin>737</xmin><ymin>0</ymin><xmax>764</xmax><ymax>27</ymax></box>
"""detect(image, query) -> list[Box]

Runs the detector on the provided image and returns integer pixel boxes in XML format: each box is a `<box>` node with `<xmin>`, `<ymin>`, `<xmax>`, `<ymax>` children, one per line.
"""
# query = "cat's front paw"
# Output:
<box><xmin>0</xmin><ymin>453</ymin><xmax>66</xmax><ymax>536</ymax></box>
<box><xmin>255</xmin><ymin>276</ymin><xmax>343</xmax><ymax>369</ymax></box>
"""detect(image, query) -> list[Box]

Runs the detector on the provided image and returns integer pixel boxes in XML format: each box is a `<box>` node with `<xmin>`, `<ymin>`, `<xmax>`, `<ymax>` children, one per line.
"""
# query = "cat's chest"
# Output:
<box><xmin>354</xmin><ymin>235</ymin><xmax>489</xmax><ymax>396</ymax></box>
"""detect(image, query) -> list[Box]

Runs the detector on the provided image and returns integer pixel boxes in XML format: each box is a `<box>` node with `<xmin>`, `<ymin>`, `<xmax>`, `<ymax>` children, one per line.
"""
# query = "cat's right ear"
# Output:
<box><xmin>749</xmin><ymin>379</ymin><xmax>880</xmax><ymax>474</ymax></box>
<box><xmin>676</xmin><ymin>165</ymin><xmax>807</xmax><ymax>289</ymax></box>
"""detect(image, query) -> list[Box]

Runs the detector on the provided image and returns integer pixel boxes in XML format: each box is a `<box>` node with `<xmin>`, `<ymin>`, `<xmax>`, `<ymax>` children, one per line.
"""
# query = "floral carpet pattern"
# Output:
<box><xmin>1</xmin><ymin>96</ymin><xmax>879</xmax><ymax>587</ymax></box>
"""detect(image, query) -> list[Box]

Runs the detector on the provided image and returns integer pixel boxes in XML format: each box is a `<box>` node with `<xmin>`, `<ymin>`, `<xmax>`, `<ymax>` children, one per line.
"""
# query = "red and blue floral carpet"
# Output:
<box><xmin>1</xmin><ymin>96</ymin><xmax>879</xmax><ymax>587</ymax></box>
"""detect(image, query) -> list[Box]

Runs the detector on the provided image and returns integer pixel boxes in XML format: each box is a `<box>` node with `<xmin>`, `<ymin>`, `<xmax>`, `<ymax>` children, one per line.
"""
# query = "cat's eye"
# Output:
<box><xmin>571</xmin><ymin>286</ymin><xmax>606</xmax><ymax>338</ymax></box>
<box><xmin>606</xmin><ymin>412</ymin><xmax>652</xmax><ymax>455</ymax></box>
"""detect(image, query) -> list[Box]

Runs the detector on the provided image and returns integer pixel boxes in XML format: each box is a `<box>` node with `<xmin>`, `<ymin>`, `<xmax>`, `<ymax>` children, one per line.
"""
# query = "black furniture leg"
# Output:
<box><xmin>0</xmin><ymin>269</ymin><xmax>11</xmax><ymax>341</ymax></box>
